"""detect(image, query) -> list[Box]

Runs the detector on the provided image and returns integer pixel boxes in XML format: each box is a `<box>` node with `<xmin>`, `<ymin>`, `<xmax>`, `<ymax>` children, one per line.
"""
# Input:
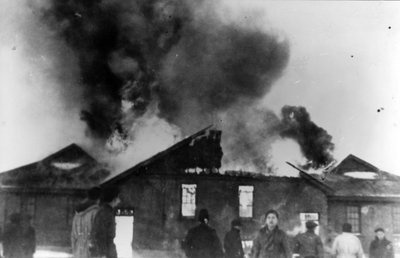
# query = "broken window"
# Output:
<box><xmin>346</xmin><ymin>206</ymin><xmax>361</xmax><ymax>233</ymax></box>
<box><xmin>181</xmin><ymin>184</ymin><xmax>196</xmax><ymax>217</ymax></box>
<box><xmin>392</xmin><ymin>206</ymin><xmax>400</xmax><ymax>234</ymax></box>
<box><xmin>239</xmin><ymin>185</ymin><xmax>254</xmax><ymax>218</ymax></box>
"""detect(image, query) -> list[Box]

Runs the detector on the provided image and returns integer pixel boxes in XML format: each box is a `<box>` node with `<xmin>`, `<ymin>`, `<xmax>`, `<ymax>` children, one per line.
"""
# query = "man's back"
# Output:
<box><xmin>294</xmin><ymin>231</ymin><xmax>323</xmax><ymax>258</ymax></box>
<box><xmin>91</xmin><ymin>204</ymin><xmax>117</xmax><ymax>258</ymax></box>
<box><xmin>224</xmin><ymin>228</ymin><xmax>244</xmax><ymax>258</ymax></box>
<box><xmin>71</xmin><ymin>204</ymin><xmax>99</xmax><ymax>258</ymax></box>
<box><xmin>184</xmin><ymin>223</ymin><xmax>223</xmax><ymax>258</ymax></box>
<box><xmin>332</xmin><ymin>232</ymin><xmax>363</xmax><ymax>258</ymax></box>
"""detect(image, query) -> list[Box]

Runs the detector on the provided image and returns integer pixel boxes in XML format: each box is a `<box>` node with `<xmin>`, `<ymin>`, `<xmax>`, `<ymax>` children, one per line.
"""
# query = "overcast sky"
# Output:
<box><xmin>1</xmin><ymin>1</ymin><xmax>400</xmax><ymax>175</ymax></box>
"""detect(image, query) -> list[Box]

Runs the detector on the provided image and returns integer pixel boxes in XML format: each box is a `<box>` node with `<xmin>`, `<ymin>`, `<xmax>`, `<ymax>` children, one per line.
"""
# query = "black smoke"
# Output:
<box><xmin>278</xmin><ymin>106</ymin><xmax>335</xmax><ymax>169</ymax></box>
<box><xmin>37</xmin><ymin>0</ymin><xmax>334</xmax><ymax>173</ymax></box>
<box><xmin>39</xmin><ymin>0</ymin><xmax>289</xmax><ymax>138</ymax></box>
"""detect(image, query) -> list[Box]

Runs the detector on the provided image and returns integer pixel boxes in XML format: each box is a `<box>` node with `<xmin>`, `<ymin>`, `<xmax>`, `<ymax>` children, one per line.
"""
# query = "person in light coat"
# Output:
<box><xmin>71</xmin><ymin>187</ymin><xmax>101</xmax><ymax>258</ymax></box>
<box><xmin>331</xmin><ymin>223</ymin><xmax>363</xmax><ymax>258</ymax></box>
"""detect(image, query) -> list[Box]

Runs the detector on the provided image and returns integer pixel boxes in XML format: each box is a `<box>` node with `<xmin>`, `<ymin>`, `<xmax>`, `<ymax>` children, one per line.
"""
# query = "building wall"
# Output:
<box><xmin>328</xmin><ymin>200</ymin><xmax>400</xmax><ymax>255</ymax></box>
<box><xmin>116</xmin><ymin>174</ymin><xmax>328</xmax><ymax>253</ymax></box>
<box><xmin>0</xmin><ymin>191</ymin><xmax>83</xmax><ymax>247</ymax></box>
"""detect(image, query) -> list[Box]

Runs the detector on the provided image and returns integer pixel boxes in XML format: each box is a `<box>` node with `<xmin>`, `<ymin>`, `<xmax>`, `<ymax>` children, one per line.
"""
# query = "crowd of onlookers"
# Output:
<box><xmin>0</xmin><ymin>186</ymin><xmax>396</xmax><ymax>258</ymax></box>
<box><xmin>182</xmin><ymin>208</ymin><xmax>395</xmax><ymax>258</ymax></box>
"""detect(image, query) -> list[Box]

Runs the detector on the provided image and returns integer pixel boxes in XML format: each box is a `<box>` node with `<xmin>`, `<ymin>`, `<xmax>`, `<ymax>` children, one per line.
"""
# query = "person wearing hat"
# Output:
<box><xmin>293</xmin><ymin>221</ymin><xmax>324</xmax><ymax>258</ymax></box>
<box><xmin>182</xmin><ymin>208</ymin><xmax>223</xmax><ymax>258</ymax></box>
<box><xmin>251</xmin><ymin>209</ymin><xmax>292</xmax><ymax>258</ymax></box>
<box><xmin>224</xmin><ymin>219</ymin><xmax>245</xmax><ymax>258</ymax></box>
<box><xmin>369</xmin><ymin>228</ymin><xmax>394</xmax><ymax>258</ymax></box>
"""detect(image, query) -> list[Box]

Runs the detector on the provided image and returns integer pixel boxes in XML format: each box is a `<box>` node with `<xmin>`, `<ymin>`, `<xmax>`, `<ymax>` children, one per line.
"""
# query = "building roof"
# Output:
<box><xmin>102</xmin><ymin>127</ymin><xmax>304</xmax><ymax>187</ymax></box>
<box><xmin>0</xmin><ymin>144</ymin><xmax>110</xmax><ymax>190</ymax></box>
<box><xmin>102</xmin><ymin>126</ymin><xmax>224</xmax><ymax>185</ymax></box>
<box><xmin>298</xmin><ymin>154</ymin><xmax>400</xmax><ymax>200</ymax></box>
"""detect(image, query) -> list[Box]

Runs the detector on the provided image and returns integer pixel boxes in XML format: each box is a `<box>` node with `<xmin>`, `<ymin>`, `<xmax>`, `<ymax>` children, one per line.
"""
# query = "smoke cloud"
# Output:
<box><xmin>27</xmin><ymin>0</ymin><xmax>334</xmax><ymax>174</ymax></box>
<box><xmin>38</xmin><ymin>0</ymin><xmax>289</xmax><ymax>137</ymax></box>
<box><xmin>278</xmin><ymin>105</ymin><xmax>335</xmax><ymax>169</ymax></box>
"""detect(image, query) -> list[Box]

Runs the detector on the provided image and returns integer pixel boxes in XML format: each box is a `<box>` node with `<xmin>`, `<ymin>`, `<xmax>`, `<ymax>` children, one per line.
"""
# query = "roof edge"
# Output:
<box><xmin>286</xmin><ymin>162</ymin><xmax>334</xmax><ymax>194</ymax></box>
<box><xmin>101</xmin><ymin>125</ymin><xmax>214</xmax><ymax>187</ymax></box>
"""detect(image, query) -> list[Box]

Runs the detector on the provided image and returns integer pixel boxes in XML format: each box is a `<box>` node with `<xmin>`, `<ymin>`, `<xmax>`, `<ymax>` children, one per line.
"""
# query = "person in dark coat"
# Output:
<box><xmin>369</xmin><ymin>228</ymin><xmax>394</xmax><ymax>258</ymax></box>
<box><xmin>224</xmin><ymin>219</ymin><xmax>244</xmax><ymax>258</ymax></box>
<box><xmin>91</xmin><ymin>187</ymin><xmax>121</xmax><ymax>258</ymax></box>
<box><xmin>182</xmin><ymin>209</ymin><xmax>224</xmax><ymax>258</ymax></box>
<box><xmin>251</xmin><ymin>209</ymin><xmax>292</xmax><ymax>258</ymax></box>
<box><xmin>293</xmin><ymin>221</ymin><xmax>323</xmax><ymax>258</ymax></box>
<box><xmin>3</xmin><ymin>213</ymin><xmax>36</xmax><ymax>258</ymax></box>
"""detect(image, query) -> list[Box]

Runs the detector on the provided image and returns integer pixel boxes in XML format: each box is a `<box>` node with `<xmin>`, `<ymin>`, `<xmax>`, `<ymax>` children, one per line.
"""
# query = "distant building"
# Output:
<box><xmin>1</xmin><ymin>128</ymin><xmax>400</xmax><ymax>257</ymax></box>
<box><xmin>0</xmin><ymin>144</ymin><xmax>110</xmax><ymax>247</ymax></box>
<box><xmin>302</xmin><ymin>154</ymin><xmax>400</xmax><ymax>254</ymax></box>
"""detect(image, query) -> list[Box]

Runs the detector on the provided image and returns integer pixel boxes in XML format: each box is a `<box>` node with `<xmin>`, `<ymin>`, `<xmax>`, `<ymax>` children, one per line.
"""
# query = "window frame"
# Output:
<box><xmin>238</xmin><ymin>185</ymin><xmax>254</xmax><ymax>218</ymax></box>
<box><xmin>346</xmin><ymin>205</ymin><xmax>361</xmax><ymax>234</ymax></box>
<box><xmin>181</xmin><ymin>184</ymin><xmax>197</xmax><ymax>218</ymax></box>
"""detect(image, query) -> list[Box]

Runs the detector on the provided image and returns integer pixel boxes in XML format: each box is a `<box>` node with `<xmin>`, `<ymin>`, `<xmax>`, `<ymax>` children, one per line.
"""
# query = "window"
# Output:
<box><xmin>181</xmin><ymin>184</ymin><xmax>196</xmax><ymax>217</ymax></box>
<box><xmin>346</xmin><ymin>206</ymin><xmax>361</xmax><ymax>233</ymax></box>
<box><xmin>239</xmin><ymin>186</ymin><xmax>254</xmax><ymax>218</ymax></box>
<box><xmin>392</xmin><ymin>206</ymin><xmax>400</xmax><ymax>234</ymax></box>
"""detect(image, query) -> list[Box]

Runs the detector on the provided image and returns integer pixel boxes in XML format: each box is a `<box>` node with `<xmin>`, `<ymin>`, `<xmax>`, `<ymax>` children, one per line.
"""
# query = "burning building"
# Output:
<box><xmin>1</xmin><ymin>128</ymin><xmax>400</xmax><ymax>257</ymax></box>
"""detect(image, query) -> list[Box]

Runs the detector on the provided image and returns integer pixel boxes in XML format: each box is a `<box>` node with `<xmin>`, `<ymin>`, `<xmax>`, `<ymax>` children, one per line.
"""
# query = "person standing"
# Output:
<box><xmin>251</xmin><ymin>209</ymin><xmax>292</xmax><ymax>258</ymax></box>
<box><xmin>224</xmin><ymin>218</ymin><xmax>244</xmax><ymax>258</ymax></box>
<box><xmin>182</xmin><ymin>209</ymin><xmax>224</xmax><ymax>258</ymax></box>
<box><xmin>91</xmin><ymin>187</ymin><xmax>121</xmax><ymax>258</ymax></box>
<box><xmin>71</xmin><ymin>186</ymin><xmax>101</xmax><ymax>258</ymax></box>
<box><xmin>331</xmin><ymin>223</ymin><xmax>363</xmax><ymax>258</ymax></box>
<box><xmin>293</xmin><ymin>221</ymin><xmax>323</xmax><ymax>258</ymax></box>
<box><xmin>369</xmin><ymin>228</ymin><xmax>394</xmax><ymax>258</ymax></box>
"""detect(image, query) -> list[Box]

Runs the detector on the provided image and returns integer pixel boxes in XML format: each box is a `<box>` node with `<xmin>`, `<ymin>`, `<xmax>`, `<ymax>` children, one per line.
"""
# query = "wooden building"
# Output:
<box><xmin>0</xmin><ymin>144</ymin><xmax>110</xmax><ymax>247</ymax></box>
<box><xmin>1</xmin><ymin>128</ymin><xmax>400</xmax><ymax>257</ymax></box>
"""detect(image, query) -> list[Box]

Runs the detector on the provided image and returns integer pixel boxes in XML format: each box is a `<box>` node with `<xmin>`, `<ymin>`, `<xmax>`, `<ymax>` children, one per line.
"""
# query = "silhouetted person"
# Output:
<box><xmin>3</xmin><ymin>213</ymin><xmax>35</xmax><ymax>258</ymax></box>
<box><xmin>293</xmin><ymin>221</ymin><xmax>323</xmax><ymax>258</ymax></box>
<box><xmin>183</xmin><ymin>209</ymin><xmax>223</xmax><ymax>258</ymax></box>
<box><xmin>251</xmin><ymin>210</ymin><xmax>291</xmax><ymax>258</ymax></box>
<box><xmin>71</xmin><ymin>186</ymin><xmax>101</xmax><ymax>258</ymax></box>
<box><xmin>332</xmin><ymin>223</ymin><xmax>363</xmax><ymax>258</ymax></box>
<box><xmin>91</xmin><ymin>187</ymin><xmax>121</xmax><ymax>258</ymax></box>
<box><xmin>369</xmin><ymin>228</ymin><xmax>394</xmax><ymax>258</ymax></box>
<box><xmin>224</xmin><ymin>218</ymin><xmax>244</xmax><ymax>258</ymax></box>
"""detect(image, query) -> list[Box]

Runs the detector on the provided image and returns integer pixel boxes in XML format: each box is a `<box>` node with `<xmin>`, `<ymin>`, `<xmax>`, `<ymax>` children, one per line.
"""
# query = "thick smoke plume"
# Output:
<box><xmin>278</xmin><ymin>106</ymin><xmax>335</xmax><ymax>169</ymax></box>
<box><xmin>36</xmin><ymin>0</ymin><xmax>334</xmax><ymax>174</ymax></box>
<box><xmin>220</xmin><ymin>105</ymin><xmax>335</xmax><ymax>173</ymax></box>
<box><xmin>40</xmin><ymin>0</ymin><xmax>289</xmax><ymax>138</ymax></box>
